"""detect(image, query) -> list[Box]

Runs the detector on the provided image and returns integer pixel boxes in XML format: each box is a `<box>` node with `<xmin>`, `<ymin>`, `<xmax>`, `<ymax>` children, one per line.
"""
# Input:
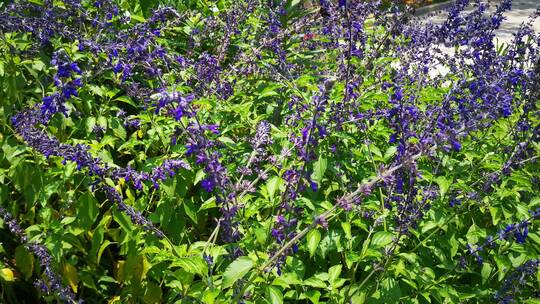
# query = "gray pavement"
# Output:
<box><xmin>422</xmin><ymin>0</ymin><xmax>540</xmax><ymax>45</ymax></box>
<box><xmin>419</xmin><ymin>0</ymin><xmax>540</xmax><ymax>77</ymax></box>
<box><xmin>496</xmin><ymin>0</ymin><xmax>540</xmax><ymax>44</ymax></box>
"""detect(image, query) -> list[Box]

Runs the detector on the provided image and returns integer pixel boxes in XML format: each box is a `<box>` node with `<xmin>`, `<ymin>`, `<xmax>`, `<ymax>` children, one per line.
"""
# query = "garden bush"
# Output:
<box><xmin>0</xmin><ymin>0</ymin><xmax>539</xmax><ymax>303</ymax></box>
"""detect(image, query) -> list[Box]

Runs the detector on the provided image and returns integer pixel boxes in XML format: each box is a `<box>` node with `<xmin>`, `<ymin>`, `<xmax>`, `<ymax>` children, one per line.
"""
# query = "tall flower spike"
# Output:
<box><xmin>103</xmin><ymin>186</ymin><xmax>165</xmax><ymax>238</ymax></box>
<box><xmin>0</xmin><ymin>207</ymin><xmax>79</xmax><ymax>303</ymax></box>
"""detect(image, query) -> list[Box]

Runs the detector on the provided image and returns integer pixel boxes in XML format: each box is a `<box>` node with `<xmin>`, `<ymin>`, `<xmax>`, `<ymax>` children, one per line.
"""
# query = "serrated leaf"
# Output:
<box><xmin>421</xmin><ymin>221</ymin><xmax>438</xmax><ymax>234</ymax></box>
<box><xmin>114</xmin><ymin>260</ymin><xmax>125</xmax><ymax>282</ymax></box>
<box><xmin>125</xmin><ymin>255</ymin><xmax>150</xmax><ymax>282</ymax></box>
<box><xmin>319</xmin><ymin>229</ymin><xmax>341</xmax><ymax>258</ymax></box>
<box><xmin>222</xmin><ymin>256</ymin><xmax>253</xmax><ymax>289</ymax></box>
<box><xmin>29</xmin><ymin>58</ymin><xmax>43</xmax><ymax>70</ymax></box>
<box><xmin>369</xmin><ymin>144</ymin><xmax>382</xmax><ymax>158</ymax></box>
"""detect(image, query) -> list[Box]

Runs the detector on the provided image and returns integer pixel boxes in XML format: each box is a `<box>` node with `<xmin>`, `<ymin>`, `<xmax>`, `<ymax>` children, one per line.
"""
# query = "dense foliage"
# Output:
<box><xmin>0</xmin><ymin>0</ymin><xmax>539</xmax><ymax>303</ymax></box>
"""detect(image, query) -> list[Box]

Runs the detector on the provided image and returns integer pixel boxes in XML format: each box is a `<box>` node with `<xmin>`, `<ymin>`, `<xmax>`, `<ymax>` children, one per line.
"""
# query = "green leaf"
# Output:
<box><xmin>481</xmin><ymin>263</ymin><xmax>492</xmax><ymax>285</ymax></box>
<box><xmin>63</xmin><ymin>263</ymin><xmax>79</xmax><ymax>293</ymax></box>
<box><xmin>286</xmin><ymin>257</ymin><xmax>305</xmax><ymax>278</ymax></box>
<box><xmin>143</xmin><ymin>281</ymin><xmax>162</xmax><ymax>304</ymax></box>
<box><xmin>303</xmin><ymin>276</ymin><xmax>326</xmax><ymax>288</ymax></box>
<box><xmin>371</xmin><ymin>231</ymin><xmax>393</xmax><ymax>248</ymax></box>
<box><xmin>0</xmin><ymin>268</ymin><xmax>14</xmax><ymax>282</ymax></box>
<box><xmin>435</xmin><ymin>176</ymin><xmax>452</xmax><ymax>197</ymax></box>
<box><xmin>257</xmin><ymin>84</ymin><xmax>282</xmax><ymax>99</ymax></box>
<box><xmin>266</xmin><ymin>176</ymin><xmax>281</xmax><ymax>200</ymax></box>
<box><xmin>130</xmin><ymin>14</ymin><xmax>146</xmax><ymax>23</ymax></box>
<box><xmin>78</xmin><ymin>192</ymin><xmax>99</xmax><ymax>230</ymax></box>
<box><xmin>111</xmin><ymin>118</ymin><xmax>127</xmax><ymax>141</ymax></box>
<box><xmin>306</xmin><ymin>229</ymin><xmax>321</xmax><ymax>257</ymax></box>
<box><xmin>290</xmin><ymin>0</ymin><xmax>302</xmax><ymax>8</ymax></box>
<box><xmin>319</xmin><ymin>229</ymin><xmax>341</xmax><ymax>258</ymax></box>
<box><xmin>15</xmin><ymin>246</ymin><xmax>33</xmax><ymax>279</ymax></box>
<box><xmin>369</xmin><ymin>144</ymin><xmax>382</xmax><ymax>158</ymax></box>
<box><xmin>350</xmin><ymin>291</ymin><xmax>366</xmax><ymax>304</ymax></box>
<box><xmin>170</xmin><ymin>256</ymin><xmax>207</xmax><ymax>276</ymax></box>
<box><xmin>88</xmin><ymin>84</ymin><xmax>105</xmax><ymax>97</ymax></box>
<box><xmin>199</xmin><ymin>196</ymin><xmax>217</xmax><ymax>211</ymax></box>
<box><xmin>9</xmin><ymin>161</ymin><xmax>42</xmax><ymax>204</ymax></box>
<box><xmin>202</xmin><ymin>290</ymin><xmax>220</xmax><ymax>304</ymax></box>
<box><xmin>222</xmin><ymin>256</ymin><xmax>254</xmax><ymax>289</ymax></box>
<box><xmin>421</xmin><ymin>221</ymin><xmax>438</xmax><ymax>234</ymax></box>
<box><xmin>183</xmin><ymin>199</ymin><xmax>198</xmax><ymax>224</ymax></box>
<box><xmin>124</xmin><ymin>255</ymin><xmax>150</xmax><ymax>283</ymax></box>
<box><xmin>311</xmin><ymin>156</ymin><xmax>327</xmax><ymax>185</ymax></box>
<box><xmin>272</xmin><ymin>272</ymin><xmax>302</xmax><ymax>288</ymax></box>
<box><xmin>254</xmin><ymin>226</ymin><xmax>268</xmax><ymax>245</ymax></box>
<box><xmin>218</xmin><ymin>136</ymin><xmax>235</xmax><ymax>145</ymax></box>
<box><xmin>384</xmin><ymin>146</ymin><xmax>397</xmax><ymax>161</ymax></box>
<box><xmin>449</xmin><ymin>234</ymin><xmax>458</xmax><ymax>258</ymax></box>
<box><xmin>97</xmin><ymin>240</ymin><xmax>113</xmax><ymax>265</ymax></box>
<box><xmin>139</xmin><ymin>0</ymin><xmax>159</xmax><ymax>17</ymax></box>
<box><xmin>114</xmin><ymin>96</ymin><xmax>138</xmax><ymax>108</ymax></box>
<box><xmin>194</xmin><ymin>169</ymin><xmax>205</xmax><ymax>185</ymax></box>
<box><xmin>266</xmin><ymin>286</ymin><xmax>283</xmax><ymax>304</ymax></box>
<box><xmin>113</xmin><ymin>209</ymin><xmax>134</xmax><ymax>233</ymax></box>
<box><xmin>380</xmin><ymin>277</ymin><xmax>401</xmax><ymax>303</ymax></box>
<box><xmin>341</xmin><ymin>222</ymin><xmax>352</xmax><ymax>240</ymax></box>
<box><xmin>304</xmin><ymin>290</ymin><xmax>321</xmax><ymax>304</ymax></box>
<box><xmin>328</xmin><ymin>264</ymin><xmax>342</xmax><ymax>283</ymax></box>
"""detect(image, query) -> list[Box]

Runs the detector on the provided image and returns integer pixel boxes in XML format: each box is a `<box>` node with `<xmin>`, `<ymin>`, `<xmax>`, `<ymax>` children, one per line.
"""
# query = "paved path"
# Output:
<box><xmin>419</xmin><ymin>0</ymin><xmax>540</xmax><ymax>76</ymax></box>
<box><xmin>421</xmin><ymin>0</ymin><xmax>540</xmax><ymax>45</ymax></box>
<box><xmin>496</xmin><ymin>0</ymin><xmax>540</xmax><ymax>44</ymax></box>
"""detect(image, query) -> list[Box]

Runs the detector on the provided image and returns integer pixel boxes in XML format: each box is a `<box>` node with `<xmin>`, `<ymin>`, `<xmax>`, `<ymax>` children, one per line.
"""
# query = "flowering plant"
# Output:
<box><xmin>0</xmin><ymin>0</ymin><xmax>539</xmax><ymax>303</ymax></box>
